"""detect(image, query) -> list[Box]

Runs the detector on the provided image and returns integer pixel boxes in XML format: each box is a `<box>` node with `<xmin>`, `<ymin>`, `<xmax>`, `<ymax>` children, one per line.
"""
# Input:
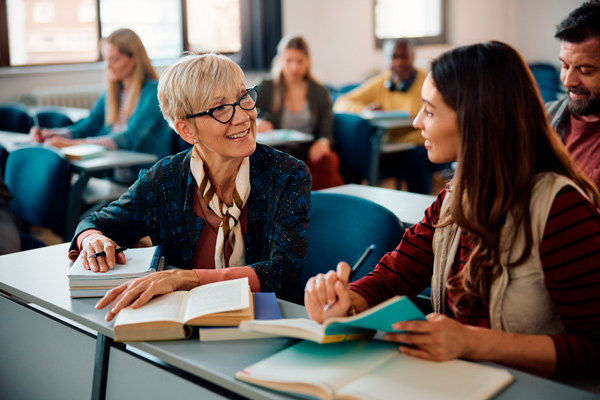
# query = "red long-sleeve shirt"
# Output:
<box><xmin>350</xmin><ymin>185</ymin><xmax>600</xmax><ymax>379</ymax></box>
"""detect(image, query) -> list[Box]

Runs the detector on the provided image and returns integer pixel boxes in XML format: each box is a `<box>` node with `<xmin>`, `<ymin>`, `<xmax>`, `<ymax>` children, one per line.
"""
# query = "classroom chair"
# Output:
<box><xmin>36</xmin><ymin>110</ymin><xmax>73</xmax><ymax>128</ymax></box>
<box><xmin>5</xmin><ymin>145</ymin><xmax>71</xmax><ymax>242</ymax></box>
<box><xmin>333</xmin><ymin>113</ymin><xmax>373</xmax><ymax>184</ymax></box>
<box><xmin>0</xmin><ymin>104</ymin><xmax>34</xmax><ymax>133</ymax></box>
<box><xmin>529</xmin><ymin>63</ymin><xmax>564</xmax><ymax>103</ymax></box>
<box><xmin>295</xmin><ymin>192</ymin><xmax>405</xmax><ymax>305</ymax></box>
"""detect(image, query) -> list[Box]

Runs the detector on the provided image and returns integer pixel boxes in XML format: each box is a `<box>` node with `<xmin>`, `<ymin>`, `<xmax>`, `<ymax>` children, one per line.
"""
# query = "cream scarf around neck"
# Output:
<box><xmin>190</xmin><ymin>146</ymin><xmax>251</xmax><ymax>269</ymax></box>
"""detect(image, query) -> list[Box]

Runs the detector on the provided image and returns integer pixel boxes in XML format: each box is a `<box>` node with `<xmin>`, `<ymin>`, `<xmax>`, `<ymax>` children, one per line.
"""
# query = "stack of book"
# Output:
<box><xmin>67</xmin><ymin>246</ymin><xmax>164</xmax><ymax>298</ymax></box>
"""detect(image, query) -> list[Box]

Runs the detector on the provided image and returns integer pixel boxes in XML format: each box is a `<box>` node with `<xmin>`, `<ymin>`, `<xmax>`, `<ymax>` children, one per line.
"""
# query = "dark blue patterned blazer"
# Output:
<box><xmin>70</xmin><ymin>144</ymin><xmax>311</xmax><ymax>301</ymax></box>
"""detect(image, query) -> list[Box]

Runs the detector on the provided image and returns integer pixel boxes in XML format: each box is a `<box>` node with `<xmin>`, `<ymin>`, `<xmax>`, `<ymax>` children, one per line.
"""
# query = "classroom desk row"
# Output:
<box><xmin>0</xmin><ymin>129</ymin><xmax>314</xmax><ymax>240</ymax></box>
<box><xmin>321</xmin><ymin>183</ymin><xmax>435</xmax><ymax>227</ymax></box>
<box><xmin>0</xmin><ymin>130</ymin><xmax>158</xmax><ymax>239</ymax></box>
<box><xmin>0</xmin><ymin>243</ymin><xmax>597</xmax><ymax>400</ymax></box>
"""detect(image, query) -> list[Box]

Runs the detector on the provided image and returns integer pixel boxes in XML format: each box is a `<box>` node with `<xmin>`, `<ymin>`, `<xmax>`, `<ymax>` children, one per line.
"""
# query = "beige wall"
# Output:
<box><xmin>282</xmin><ymin>0</ymin><xmax>585</xmax><ymax>85</ymax></box>
<box><xmin>0</xmin><ymin>0</ymin><xmax>586</xmax><ymax>104</ymax></box>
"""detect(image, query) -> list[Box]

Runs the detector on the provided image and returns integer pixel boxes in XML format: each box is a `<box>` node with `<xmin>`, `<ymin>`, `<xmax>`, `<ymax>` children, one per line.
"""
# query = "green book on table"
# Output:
<box><xmin>239</xmin><ymin>295</ymin><xmax>425</xmax><ymax>343</ymax></box>
<box><xmin>236</xmin><ymin>340</ymin><xmax>514</xmax><ymax>400</ymax></box>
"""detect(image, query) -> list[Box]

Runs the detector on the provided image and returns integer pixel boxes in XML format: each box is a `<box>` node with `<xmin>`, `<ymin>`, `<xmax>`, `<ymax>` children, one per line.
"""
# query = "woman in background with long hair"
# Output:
<box><xmin>255</xmin><ymin>34</ymin><xmax>344</xmax><ymax>190</ymax></box>
<box><xmin>31</xmin><ymin>28</ymin><xmax>173</xmax><ymax>183</ymax></box>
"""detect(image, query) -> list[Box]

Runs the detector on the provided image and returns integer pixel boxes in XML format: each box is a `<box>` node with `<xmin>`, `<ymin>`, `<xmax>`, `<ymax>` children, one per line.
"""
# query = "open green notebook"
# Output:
<box><xmin>240</xmin><ymin>295</ymin><xmax>425</xmax><ymax>343</ymax></box>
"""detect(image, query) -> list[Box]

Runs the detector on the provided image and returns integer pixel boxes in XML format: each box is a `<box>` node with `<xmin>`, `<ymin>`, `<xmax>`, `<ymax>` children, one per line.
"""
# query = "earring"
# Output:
<box><xmin>194</xmin><ymin>139</ymin><xmax>197</xmax><ymax>144</ymax></box>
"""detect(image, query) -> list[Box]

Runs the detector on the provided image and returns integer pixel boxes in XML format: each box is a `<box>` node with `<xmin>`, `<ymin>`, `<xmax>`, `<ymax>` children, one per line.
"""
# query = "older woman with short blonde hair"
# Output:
<box><xmin>68</xmin><ymin>53</ymin><xmax>312</xmax><ymax>321</ymax></box>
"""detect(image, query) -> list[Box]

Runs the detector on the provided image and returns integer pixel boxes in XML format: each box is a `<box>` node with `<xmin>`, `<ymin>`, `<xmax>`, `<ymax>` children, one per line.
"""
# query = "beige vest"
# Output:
<box><xmin>431</xmin><ymin>173</ymin><xmax>599</xmax><ymax>391</ymax></box>
<box><xmin>431</xmin><ymin>173</ymin><xmax>589</xmax><ymax>334</ymax></box>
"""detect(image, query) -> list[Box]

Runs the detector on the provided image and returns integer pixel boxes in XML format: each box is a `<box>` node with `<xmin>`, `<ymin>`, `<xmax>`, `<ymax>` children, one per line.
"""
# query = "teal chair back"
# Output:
<box><xmin>36</xmin><ymin>110</ymin><xmax>73</xmax><ymax>128</ymax></box>
<box><xmin>296</xmin><ymin>192</ymin><xmax>405</xmax><ymax>304</ymax></box>
<box><xmin>5</xmin><ymin>145</ymin><xmax>71</xmax><ymax>239</ymax></box>
<box><xmin>333</xmin><ymin>113</ymin><xmax>373</xmax><ymax>184</ymax></box>
<box><xmin>529</xmin><ymin>63</ymin><xmax>563</xmax><ymax>103</ymax></box>
<box><xmin>0</xmin><ymin>104</ymin><xmax>33</xmax><ymax>133</ymax></box>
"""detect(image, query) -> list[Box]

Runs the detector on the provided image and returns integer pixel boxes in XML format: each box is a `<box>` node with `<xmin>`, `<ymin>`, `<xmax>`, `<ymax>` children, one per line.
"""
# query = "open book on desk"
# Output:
<box><xmin>113</xmin><ymin>277</ymin><xmax>254</xmax><ymax>342</ymax></box>
<box><xmin>68</xmin><ymin>246</ymin><xmax>164</xmax><ymax>298</ymax></box>
<box><xmin>239</xmin><ymin>295</ymin><xmax>425</xmax><ymax>343</ymax></box>
<box><xmin>359</xmin><ymin>109</ymin><xmax>411</xmax><ymax>120</ymax></box>
<box><xmin>198</xmin><ymin>292</ymin><xmax>282</xmax><ymax>341</ymax></box>
<box><xmin>236</xmin><ymin>340</ymin><xmax>514</xmax><ymax>400</ymax></box>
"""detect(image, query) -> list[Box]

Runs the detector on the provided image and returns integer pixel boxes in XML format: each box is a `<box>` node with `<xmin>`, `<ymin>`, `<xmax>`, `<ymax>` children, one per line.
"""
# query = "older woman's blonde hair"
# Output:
<box><xmin>157</xmin><ymin>53</ymin><xmax>246</xmax><ymax>126</ymax></box>
<box><xmin>102</xmin><ymin>28</ymin><xmax>157</xmax><ymax>124</ymax></box>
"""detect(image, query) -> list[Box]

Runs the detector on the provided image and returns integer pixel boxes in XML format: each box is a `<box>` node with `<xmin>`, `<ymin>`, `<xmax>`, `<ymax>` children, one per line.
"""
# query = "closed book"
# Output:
<box><xmin>69</xmin><ymin>287</ymin><xmax>112</xmax><ymax>298</ymax></box>
<box><xmin>236</xmin><ymin>340</ymin><xmax>515</xmax><ymax>400</ymax></box>
<box><xmin>61</xmin><ymin>143</ymin><xmax>107</xmax><ymax>160</ymax></box>
<box><xmin>67</xmin><ymin>246</ymin><xmax>164</xmax><ymax>298</ymax></box>
<box><xmin>198</xmin><ymin>292</ymin><xmax>282</xmax><ymax>341</ymax></box>
<box><xmin>239</xmin><ymin>295</ymin><xmax>424</xmax><ymax>343</ymax></box>
<box><xmin>113</xmin><ymin>277</ymin><xmax>254</xmax><ymax>342</ymax></box>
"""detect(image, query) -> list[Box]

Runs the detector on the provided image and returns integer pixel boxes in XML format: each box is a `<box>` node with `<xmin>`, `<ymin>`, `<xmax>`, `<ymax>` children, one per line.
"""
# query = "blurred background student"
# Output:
<box><xmin>255</xmin><ymin>34</ymin><xmax>344</xmax><ymax>190</ymax></box>
<box><xmin>30</xmin><ymin>28</ymin><xmax>173</xmax><ymax>184</ymax></box>
<box><xmin>334</xmin><ymin>39</ymin><xmax>438</xmax><ymax>194</ymax></box>
<box><xmin>0</xmin><ymin>175</ymin><xmax>20</xmax><ymax>255</ymax></box>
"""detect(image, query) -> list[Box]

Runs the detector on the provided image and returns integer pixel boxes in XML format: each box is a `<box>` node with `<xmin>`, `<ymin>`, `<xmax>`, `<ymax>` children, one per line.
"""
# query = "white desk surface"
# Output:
<box><xmin>256</xmin><ymin>129</ymin><xmax>314</xmax><ymax>147</ymax></box>
<box><xmin>321</xmin><ymin>183</ymin><xmax>436</xmax><ymax>226</ymax></box>
<box><xmin>0</xmin><ymin>130</ymin><xmax>157</xmax><ymax>170</ymax></box>
<box><xmin>1</xmin><ymin>244</ymin><xmax>597</xmax><ymax>400</ymax></box>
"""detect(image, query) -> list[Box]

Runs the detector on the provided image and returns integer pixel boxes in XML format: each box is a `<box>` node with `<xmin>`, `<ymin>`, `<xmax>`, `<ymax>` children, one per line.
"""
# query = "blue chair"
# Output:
<box><xmin>36</xmin><ymin>110</ymin><xmax>73</xmax><ymax>128</ymax></box>
<box><xmin>529</xmin><ymin>63</ymin><xmax>564</xmax><ymax>103</ymax></box>
<box><xmin>296</xmin><ymin>192</ymin><xmax>405</xmax><ymax>305</ymax></box>
<box><xmin>333</xmin><ymin>113</ymin><xmax>373</xmax><ymax>184</ymax></box>
<box><xmin>5</xmin><ymin>145</ymin><xmax>71</xmax><ymax>241</ymax></box>
<box><xmin>0</xmin><ymin>104</ymin><xmax>34</xmax><ymax>133</ymax></box>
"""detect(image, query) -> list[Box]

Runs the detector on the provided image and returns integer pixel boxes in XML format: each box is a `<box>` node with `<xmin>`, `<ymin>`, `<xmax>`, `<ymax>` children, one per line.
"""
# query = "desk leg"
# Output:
<box><xmin>66</xmin><ymin>170</ymin><xmax>91</xmax><ymax>240</ymax></box>
<box><xmin>91</xmin><ymin>333</ymin><xmax>113</xmax><ymax>400</ymax></box>
<box><xmin>368</xmin><ymin>127</ymin><xmax>387</xmax><ymax>186</ymax></box>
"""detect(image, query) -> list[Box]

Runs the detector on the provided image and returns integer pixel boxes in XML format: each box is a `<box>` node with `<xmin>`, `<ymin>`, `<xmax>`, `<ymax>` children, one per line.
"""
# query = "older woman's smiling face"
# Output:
<box><xmin>190</xmin><ymin>85</ymin><xmax>257</xmax><ymax>164</ymax></box>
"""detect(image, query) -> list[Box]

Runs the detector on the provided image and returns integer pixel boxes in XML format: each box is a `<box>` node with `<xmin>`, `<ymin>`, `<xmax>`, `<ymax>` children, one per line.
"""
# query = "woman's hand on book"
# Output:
<box><xmin>383</xmin><ymin>313</ymin><xmax>474</xmax><ymax>361</ymax></box>
<box><xmin>95</xmin><ymin>269</ymin><xmax>200</xmax><ymax>322</ymax></box>
<box><xmin>80</xmin><ymin>233</ymin><xmax>126</xmax><ymax>273</ymax></box>
<box><xmin>304</xmin><ymin>262</ymin><xmax>352</xmax><ymax>323</ymax></box>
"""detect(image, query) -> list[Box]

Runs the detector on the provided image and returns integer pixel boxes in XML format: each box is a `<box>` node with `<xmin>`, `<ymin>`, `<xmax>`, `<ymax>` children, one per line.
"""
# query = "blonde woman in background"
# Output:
<box><xmin>255</xmin><ymin>35</ymin><xmax>344</xmax><ymax>190</ymax></box>
<box><xmin>31</xmin><ymin>28</ymin><xmax>173</xmax><ymax>183</ymax></box>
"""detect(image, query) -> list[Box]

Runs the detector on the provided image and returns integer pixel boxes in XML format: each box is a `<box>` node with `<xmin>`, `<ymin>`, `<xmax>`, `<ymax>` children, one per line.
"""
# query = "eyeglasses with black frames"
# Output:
<box><xmin>185</xmin><ymin>86</ymin><xmax>259</xmax><ymax>124</ymax></box>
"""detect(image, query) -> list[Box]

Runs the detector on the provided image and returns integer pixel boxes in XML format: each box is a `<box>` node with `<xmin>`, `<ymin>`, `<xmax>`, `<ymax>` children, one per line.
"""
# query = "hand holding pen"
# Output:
<box><xmin>80</xmin><ymin>233</ymin><xmax>127</xmax><ymax>273</ymax></box>
<box><xmin>323</xmin><ymin>244</ymin><xmax>375</xmax><ymax>312</ymax></box>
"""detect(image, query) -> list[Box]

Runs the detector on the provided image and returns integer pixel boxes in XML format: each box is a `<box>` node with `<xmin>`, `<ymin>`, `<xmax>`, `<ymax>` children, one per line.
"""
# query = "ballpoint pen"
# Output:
<box><xmin>89</xmin><ymin>247</ymin><xmax>128</xmax><ymax>258</ymax></box>
<box><xmin>323</xmin><ymin>244</ymin><xmax>376</xmax><ymax>312</ymax></box>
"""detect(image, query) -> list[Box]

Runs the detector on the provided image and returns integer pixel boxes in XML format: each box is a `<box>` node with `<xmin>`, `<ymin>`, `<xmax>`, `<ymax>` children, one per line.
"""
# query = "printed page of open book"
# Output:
<box><xmin>116</xmin><ymin>291</ymin><xmax>188</xmax><ymax>325</ymax></box>
<box><xmin>183</xmin><ymin>277</ymin><xmax>249</xmax><ymax>322</ymax></box>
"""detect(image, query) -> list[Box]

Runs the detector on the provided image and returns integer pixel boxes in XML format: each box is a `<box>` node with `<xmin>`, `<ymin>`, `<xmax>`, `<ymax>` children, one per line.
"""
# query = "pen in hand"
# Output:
<box><xmin>323</xmin><ymin>244</ymin><xmax>376</xmax><ymax>313</ymax></box>
<box><xmin>89</xmin><ymin>247</ymin><xmax>128</xmax><ymax>258</ymax></box>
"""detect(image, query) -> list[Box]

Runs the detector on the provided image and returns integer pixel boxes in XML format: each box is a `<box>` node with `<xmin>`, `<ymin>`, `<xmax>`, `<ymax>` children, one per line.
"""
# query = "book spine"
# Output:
<box><xmin>149</xmin><ymin>245</ymin><xmax>164</xmax><ymax>272</ymax></box>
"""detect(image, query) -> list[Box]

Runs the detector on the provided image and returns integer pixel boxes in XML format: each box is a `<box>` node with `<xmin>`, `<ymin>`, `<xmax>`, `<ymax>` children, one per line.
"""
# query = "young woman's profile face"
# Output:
<box><xmin>280</xmin><ymin>48</ymin><xmax>310</xmax><ymax>82</ymax></box>
<box><xmin>413</xmin><ymin>75</ymin><xmax>460</xmax><ymax>164</ymax></box>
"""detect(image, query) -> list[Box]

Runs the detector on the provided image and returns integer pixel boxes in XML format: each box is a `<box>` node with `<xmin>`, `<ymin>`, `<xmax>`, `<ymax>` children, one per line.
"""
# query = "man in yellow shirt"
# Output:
<box><xmin>334</xmin><ymin>39</ymin><xmax>436</xmax><ymax>194</ymax></box>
